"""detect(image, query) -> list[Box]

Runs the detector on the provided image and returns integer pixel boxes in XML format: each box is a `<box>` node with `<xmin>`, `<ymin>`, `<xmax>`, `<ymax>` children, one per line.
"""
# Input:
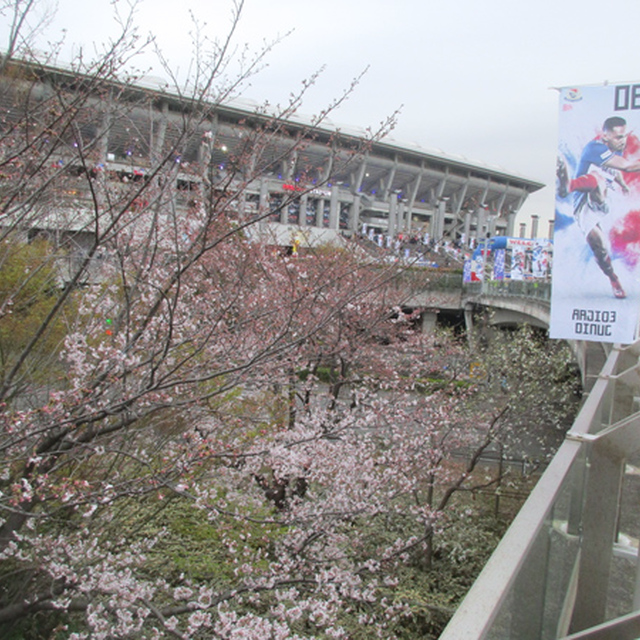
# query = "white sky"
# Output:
<box><xmin>4</xmin><ymin>0</ymin><xmax>640</xmax><ymax>236</ymax></box>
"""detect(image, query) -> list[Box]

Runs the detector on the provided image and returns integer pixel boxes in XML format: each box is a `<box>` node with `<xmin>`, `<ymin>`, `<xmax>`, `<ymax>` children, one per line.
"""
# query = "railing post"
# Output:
<box><xmin>567</xmin><ymin>446</ymin><xmax>587</xmax><ymax>537</ymax></box>
<box><xmin>509</xmin><ymin>526</ymin><xmax>552</xmax><ymax>639</ymax></box>
<box><xmin>569</xmin><ymin>442</ymin><xmax>624</xmax><ymax>633</ymax></box>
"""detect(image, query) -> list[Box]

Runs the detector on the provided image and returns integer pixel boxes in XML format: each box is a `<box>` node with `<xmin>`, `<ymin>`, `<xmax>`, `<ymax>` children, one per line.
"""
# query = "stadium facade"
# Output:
<box><xmin>0</xmin><ymin>58</ymin><xmax>544</xmax><ymax>250</ymax></box>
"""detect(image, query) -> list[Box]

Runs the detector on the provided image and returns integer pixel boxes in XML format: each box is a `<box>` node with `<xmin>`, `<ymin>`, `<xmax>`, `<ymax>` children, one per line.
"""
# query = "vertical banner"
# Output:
<box><xmin>470</xmin><ymin>245</ymin><xmax>485</xmax><ymax>281</ymax></box>
<box><xmin>492</xmin><ymin>248</ymin><xmax>505</xmax><ymax>281</ymax></box>
<box><xmin>463</xmin><ymin>258</ymin><xmax>472</xmax><ymax>283</ymax></box>
<box><xmin>551</xmin><ymin>83</ymin><xmax>640</xmax><ymax>343</ymax></box>
<box><xmin>531</xmin><ymin>242</ymin><xmax>549</xmax><ymax>278</ymax></box>
<box><xmin>511</xmin><ymin>246</ymin><xmax>525</xmax><ymax>281</ymax></box>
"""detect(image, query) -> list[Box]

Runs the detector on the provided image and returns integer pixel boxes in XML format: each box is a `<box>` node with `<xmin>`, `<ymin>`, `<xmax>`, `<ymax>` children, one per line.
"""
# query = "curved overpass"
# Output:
<box><xmin>461</xmin><ymin>280</ymin><xmax>550</xmax><ymax>329</ymax></box>
<box><xmin>406</xmin><ymin>276</ymin><xmax>551</xmax><ymax>331</ymax></box>
<box><xmin>407</xmin><ymin>276</ymin><xmax>607</xmax><ymax>390</ymax></box>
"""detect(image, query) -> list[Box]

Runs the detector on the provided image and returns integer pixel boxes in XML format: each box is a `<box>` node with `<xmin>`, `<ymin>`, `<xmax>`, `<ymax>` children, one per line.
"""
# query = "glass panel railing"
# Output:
<box><xmin>605</xmin><ymin>446</ymin><xmax>640</xmax><ymax>624</ymax></box>
<box><xmin>439</xmin><ymin>437</ymin><xmax>585</xmax><ymax>640</ymax></box>
<box><xmin>440</xmin><ymin>345</ymin><xmax>628</xmax><ymax>640</ymax></box>
<box><xmin>483</xmin><ymin>452</ymin><xmax>586</xmax><ymax>640</ymax></box>
<box><xmin>478</xmin><ymin>280</ymin><xmax>552</xmax><ymax>301</ymax></box>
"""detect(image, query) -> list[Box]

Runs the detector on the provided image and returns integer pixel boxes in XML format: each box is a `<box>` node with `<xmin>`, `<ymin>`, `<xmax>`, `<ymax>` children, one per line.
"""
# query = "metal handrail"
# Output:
<box><xmin>440</xmin><ymin>341</ymin><xmax>639</xmax><ymax>639</ymax></box>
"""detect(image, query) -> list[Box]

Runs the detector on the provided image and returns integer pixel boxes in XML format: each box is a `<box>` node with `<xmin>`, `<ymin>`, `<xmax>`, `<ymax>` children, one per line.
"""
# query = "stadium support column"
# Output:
<box><xmin>315</xmin><ymin>198</ymin><xmax>324</xmax><ymax>227</ymax></box>
<box><xmin>477</xmin><ymin>205</ymin><xmax>488</xmax><ymax>240</ymax></box>
<box><xmin>463</xmin><ymin>210</ymin><xmax>472</xmax><ymax>244</ymax></box>
<box><xmin>152</xmin><ymin>101</ymin><xmax>170</xmax><ymax>166</ymax></box>
<box><xmin>96</xmin><ymin>92</ymin><xmax>114</xmax><ymax>164</ymax></box>
<box><xmin>398</xmin><ymin>201</ymin><xmax>407</xmax><ymax>234</ymax></box>
<box><xmin>388</xmin><ymin>194</ymin><xmax>397</xmax><ymax>238</ymax></box>
<box><xmin>299</xmin><ymin>193</ymin><xmax>308</xmax><ymax>227</ymax></box>
<box><xmin>350</xmin><ymin>195</ymin><xmax>361</xmax><ymax>233</ymax></box>
<box><xmin>507</xmin><ymin>191</ymin><xmax>526</xmax><ymax>236</ymax></box>
<box><xmin>507</xmin><ymin>209</ymin><xmax>518</xmax><ymax>237</ymax></box>
<box><xmin>280</xmin><ymin>196</ymin><xmax>288</xmax><ymax>225</ymax></box>
<box><xmin>93</xmin><ymin>92</ymin><xmax>114</xmax><ymax>247</ymax></box>
<box><xmin>198</xmin><ymin>113</ymin><xmax>218</xmax><ymax>212</ymax></box>
<box><xmin>476</xmin><ymin>180</ymin><xmax>490</xmax><ymax>241</ymax></box>
<box><xmin>350</xmin><ymin>159</ymin><xmax>367</xmax><ymax>234</ymax></box>
<box><xmin>407</xmin><ymin>167</ymin><xmax>424</xmax><ymax>234</ymax></box>
<box><xmin>434</xmin><ymin>173</ymin><xmax>448</xmax><ymax>240</ymax></box>
<box><xmin>381</xmin><ymin>157</ymin><xmax>398</xmax><ymax>201</ymax></box>
<box><xmin>434</xmin><ymin>199</ymin><xmax>446</xmax><ymax>241</ymax></box>
<box><xmin>283</xmin><ymin>149</ymin><xmax>298</xmax><ymax>183</ymax></box>
<box><xmin>329</xmin><ymin>185</ymin><xmax>339</xmax><ymax>229</ymax></box>
<box><xmin>259</xmin><ymin>179</ymin><xmax>269</xmax><ymax>229</ymax></box>
<box><xmin>487</xmin><ymin>212</ymin><xmax>497</xmax><ymax>238</ymax></box>
<box><xmin>494</xmin><ymin>187</ymin><xmax>507</xmax><ymax>236</ymax></box>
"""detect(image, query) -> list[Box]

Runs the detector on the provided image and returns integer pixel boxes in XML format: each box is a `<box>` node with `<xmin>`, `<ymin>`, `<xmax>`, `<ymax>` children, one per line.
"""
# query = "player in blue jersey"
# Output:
<box><xmin>557</xmin><ymin>116</ymin><xmax>640</xmax><ymax>298</ymax></box>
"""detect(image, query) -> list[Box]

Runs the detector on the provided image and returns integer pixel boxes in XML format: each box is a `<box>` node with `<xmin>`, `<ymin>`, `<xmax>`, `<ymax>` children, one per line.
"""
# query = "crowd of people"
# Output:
<box><xmin>359</xmin><ymin>223</ymin><xmax>472</xmax><ymax>267</ymax></box>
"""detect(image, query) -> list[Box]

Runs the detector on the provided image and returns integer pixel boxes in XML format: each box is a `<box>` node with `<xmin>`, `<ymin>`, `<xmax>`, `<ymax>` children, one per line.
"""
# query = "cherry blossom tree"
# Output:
<box><xmin>0</xmin><ymin>2</ymin><xmax>579</xmax><ymax>638</ymax></box>
<box><xmin>0</xmin><ymin>1</ymin><xmax>412</xmax><ymax>637</ymax></box>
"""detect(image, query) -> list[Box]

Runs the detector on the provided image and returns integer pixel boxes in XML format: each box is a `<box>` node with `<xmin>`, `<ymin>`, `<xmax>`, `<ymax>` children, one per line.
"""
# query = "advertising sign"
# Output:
<box><xmin>511</xmin><ymin>246</ymin><xmax>525</xmax><ymax>281</ymax></box>
<box><xmin>531</xmin><ymin>242</ymin><xmax>550</xmax><ymax>278</ymax></box>
<box><xmin>463</xmin><ymin>258</ymin><xmax>472</xmax><ymax>283</ymax></box>
<box><xmin>550</xmin><ymin>83</ymin><xmax>640</xmax><ymax>343</ymax></box>
<box><xmin>492</xmin><ymin>248</ymin><xmax>505</xmax><ymax>281</ymax></box>
<box><xmin>468</xmin><ymin>245</ymin><xmax>485</xmax><ymax>281</ymax></box>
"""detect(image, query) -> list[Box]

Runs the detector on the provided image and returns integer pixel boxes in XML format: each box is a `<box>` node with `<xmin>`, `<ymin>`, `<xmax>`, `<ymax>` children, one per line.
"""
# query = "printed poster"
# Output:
<box><xmin>492</xmin><ymin>248</ymin><xmax>505</xmax><ymax>281</ymax></box>
<box><xmin>531</xmin><ymin>242</ymin><xmax>550</xmax><ymax>279</ymax></box>
<box><xmin>463</xmin><ymin>258</ymin><xmax>472</xmax><ymax>283</ymax></box>
<box><xmin>551</xmin><ymin>83</ymin><xmax>640</xmax><ymax>344</ymax></box>
<box><xmin>468</xmin><ymin>248</ymin><xmax>483</xmax><ymax>281</ymax></box>
<box><xmin>511</xmin><ymin>246</ymin><xmax>525</xmax><ymax>281</ymax></box>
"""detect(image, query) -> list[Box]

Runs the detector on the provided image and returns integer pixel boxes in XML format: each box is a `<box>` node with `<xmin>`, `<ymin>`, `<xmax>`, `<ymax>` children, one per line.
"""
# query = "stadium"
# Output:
<box><xmin>0</xmin><ymin>57</ymin><xmax>544</xmax><ymax>254</ymax></box>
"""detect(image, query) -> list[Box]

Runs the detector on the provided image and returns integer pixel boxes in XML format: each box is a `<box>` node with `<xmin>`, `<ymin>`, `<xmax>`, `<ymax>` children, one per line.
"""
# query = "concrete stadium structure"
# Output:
<box><xmin>0</xmin><ymin>58</ymin><xmax>544</xmax><ymax>249</ymax></box>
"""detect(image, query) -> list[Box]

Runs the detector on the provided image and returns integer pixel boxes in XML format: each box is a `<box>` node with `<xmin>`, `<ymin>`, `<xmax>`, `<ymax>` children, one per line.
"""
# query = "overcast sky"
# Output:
<box><xmin>4</xmin><ymin>0</ymin><xmax>640</xmax><ymax>236</ymax></box>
